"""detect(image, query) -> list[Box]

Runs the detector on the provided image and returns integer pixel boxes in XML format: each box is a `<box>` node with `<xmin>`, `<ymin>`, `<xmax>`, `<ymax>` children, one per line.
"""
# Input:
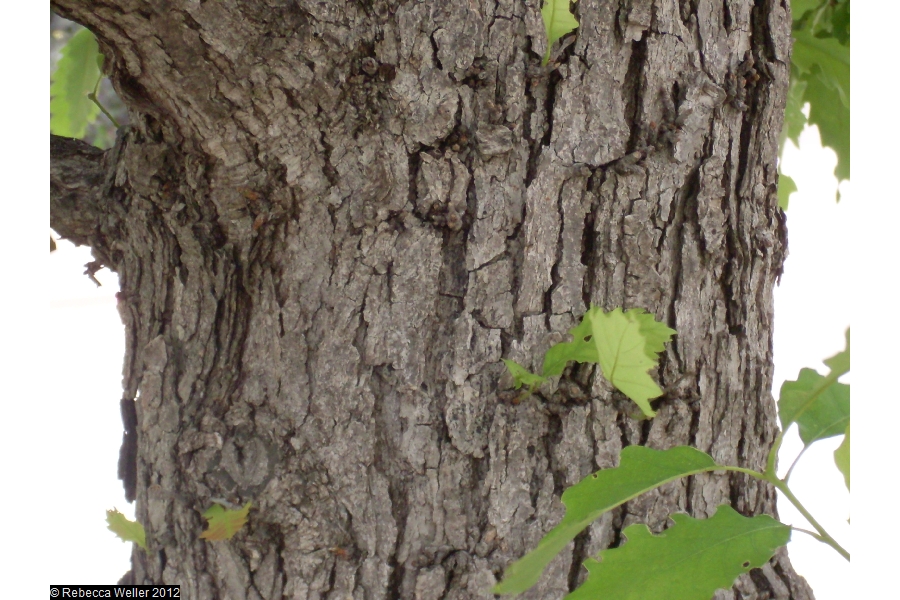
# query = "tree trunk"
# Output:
<box><xmin>50</xmin><ymin>0</ymin><xmax>814</xmax><ymax>598</ymax></box>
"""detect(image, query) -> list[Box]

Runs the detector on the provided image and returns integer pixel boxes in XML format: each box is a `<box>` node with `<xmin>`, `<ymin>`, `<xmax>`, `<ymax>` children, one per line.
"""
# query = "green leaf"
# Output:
<box><xmin>778</xmin><ymin>368</ymin><xmax>849</xmax><ymax>446</ymax></box>
<box><xmin>538</xmin><ymin>307</ymin><xmax>674</xmax><ymax>417</ymax></box>
<box><xmin>502</xmin><ymin>359</ymin><xmax>547</xmax><ymax>390</ymax></box>
<box><xmin>540</xmin><ymin>306</ymin><xmax>674</xmax><ymax>417</ymax></box>
<box><xmin>830</xmin><ymin>0</ymin><xmax>850</xmax><ymax>45</ymax></box>
<box><xmin>791</xmin><ymin>30</ymin><xmax>850</xmax><ymax>182</ymax></box>
<box><xmin>627</xmin><ymin>308</ymin><xmax>677</xmax><ymax>359</ymax></box>
<box><xmin>782</xmin><ymin>74</ymin><xmax>808</xmax><ymax>145</ymax></box>
<box><xmin>823</xmin><ymin>328</ymin><xmax>850</xmax><ymax>377</ymax></box>
<box><xmin>804</xmin><ymin>72</ymin><xmax>850</xmax><ymax>183</ymax></box>
<box><xmin>789</xmin><ymin>0</ymin><xmax>823</xmax><ymax>21</ymax></box>
<box><xmin>778</xmin><ymin>173</ymin><xmax>797</xmax><ymax>210</ymax></box>
<box><xmin>50</xmin><ymin>28</ymin><xmax>102</xmax><ymax>139</ymax></box>
<box><xmin>565</xmin><ymin>506</ymin><xmax>791</xmax><ymax>600</ymax></box>
<box><xmin>795</xmin><ymin>29</ymin><xmax>849</xmax><ymax>103</ymax></box>
<box><xmin>591</xmin><ymin>308</ymin><xmax>672</xmax><ymax>417</ymax></box>
<box><xmin>106</xmin><ymin>509</ymin><xmax>147</xmax><ymax>551</ymax></box>
<box><xmin>541</xmin><ymin>307</ymin><xmax>602</xmax><ymax>378</ymax></box>
<box><xmin>493</xmin><ymin>446</ymin><xmax>719</xmax><ymax>595</ymax></box>
<box><xmin>200</xmin><ymin>502</ymin><xmax>252</xmax><ymax>541</ymax></box>
<box><xmin>779</xmin><ymin>329</ymin><xmax>849</xmax><ymax>445</ymax></box>
<box><xmin>541</xmin><ymin>0</ymin><xmax>579</xmax><ymax>65</ymax></box>
<box><xmin>834</xmin><ymin>424</ymin><xmax>849</xmax><ymax>490</ymax></box>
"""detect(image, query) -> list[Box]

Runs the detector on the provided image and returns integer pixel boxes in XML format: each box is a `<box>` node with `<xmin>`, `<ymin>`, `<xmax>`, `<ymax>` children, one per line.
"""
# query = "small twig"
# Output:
<box><xmin>783</xmin><ymin>443</ymin><xmax>809</xmax><ymax>484</ymax></box>
<box><xmin>771</xmin><ymin>477</ymin><xmax>850</xmax><ymax>561</ymax></box>
<box><xmin>790</xmin><ymin>526</ymin><xmax>827</xmax><ymax>544</ymax></box>
<box><xmin>719</xmin><ymin>463</ymin><xmax>850</xmax><ymax>561</ymax></box>
<box><xmin>88</xmin><ymin>73</ymin><xmax>120</xmax><ymax>128</ymax></box>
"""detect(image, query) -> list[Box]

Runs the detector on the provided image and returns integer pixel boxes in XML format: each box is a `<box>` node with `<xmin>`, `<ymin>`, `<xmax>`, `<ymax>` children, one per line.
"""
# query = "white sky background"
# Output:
<box><xmin>772</xmin><ymin>129</ymin><xmax>851</xmax><ymax>599</ymax></box>
<box><xmin>46</xmin><ymin>247</ymin><xmax>130</xmax><ymax>582</ymax></box>
<box><xmin>37</xmin><ymin>127</ymin><xmax>851</xmax><ymax>593</ymax></box>
<box><xmin>6</xmin><ymin>4</ymin><xmax>896</xmax><ymax>597</ymax></box>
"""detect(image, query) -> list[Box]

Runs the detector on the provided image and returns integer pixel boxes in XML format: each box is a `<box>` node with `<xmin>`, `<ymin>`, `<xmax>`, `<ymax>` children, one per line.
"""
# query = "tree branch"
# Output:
<box><xmin>50</xmin><ymin>133</ymin><xmax>127</xmax><ymax>268</ymax></box>
<box><xmin>51</xmin><ymin>135</ymin><xmax>106</xmax><ymax>243</ymax></box>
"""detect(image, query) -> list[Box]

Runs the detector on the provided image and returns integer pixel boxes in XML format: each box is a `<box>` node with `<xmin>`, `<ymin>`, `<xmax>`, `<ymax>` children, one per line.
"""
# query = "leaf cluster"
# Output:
<box><xmin>504</xmin><ymin>306</ymin><xmax>674</xmax><ymax>417</ymax></box>
<box><xmin>780</xmin><ymin>0</ymin><xmax>850</xmax><ymax>207</ymax></box>
<box><xmin>496</xmin><ymin>318</ymin><xmax>850</xmax><ymax>598</ymax></box>
<box><xmin>775</xmin><ymin>329</ymin><xmax>850</xmax><ymax>489</ymax></box>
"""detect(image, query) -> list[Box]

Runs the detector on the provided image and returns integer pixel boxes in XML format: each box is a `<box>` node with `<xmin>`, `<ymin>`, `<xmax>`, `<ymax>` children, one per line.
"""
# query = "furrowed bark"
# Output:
<box><xmin>51</xmin><ymin>134</ymin><xmax>117</xmax><ymax>252</ymax></box>
<box><xmin>51</xmin><ymin>0</ymin><xmax>814</xmax><ymax>598</ymax></box>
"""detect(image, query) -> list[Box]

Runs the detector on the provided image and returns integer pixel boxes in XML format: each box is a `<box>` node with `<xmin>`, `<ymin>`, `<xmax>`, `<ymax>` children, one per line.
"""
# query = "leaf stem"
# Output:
<box><xmin>770</xmin><ymin>477</ymin><xmax>850</xmax><ymax>561</ymax></box>
<box><xmin>716</xmin><ymin>462</ymin><xmax>849</xmax><ymax>561</ymax></box>
<box><xmin>790</xmin><ymin>526</ymin><xmax>827</xmax><ymax>544</ymax></box>
<box><xmin>88</xmin><ymin>73</ymin><xmax>120</xmax><ymax>129</ymax></box>
<box><xmin>809</xmin><ymin>0</ymin><xmax>830</xmax><ymax>32</ymax></box>
<box><xmin>765</xmin><ymin>430</ymin><xmax>784</xmax><ymax>477</ymax></box>
<box><xmin>717</xmin><ymin>465</ymin><xmax>766</xmax><ymax>479</ymax></box>
<box><xmin>782</xmin><ymin>442</ymin><xmax>809</xmax><ymax>484</ymax></box>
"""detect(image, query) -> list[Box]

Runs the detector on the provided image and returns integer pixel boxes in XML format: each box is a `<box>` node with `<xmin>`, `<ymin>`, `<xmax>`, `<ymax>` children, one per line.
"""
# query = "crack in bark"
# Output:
<box><xmin>623</xmin><ymin>35</ymin><xmax>650</xmax><ymax>153</ymax></box>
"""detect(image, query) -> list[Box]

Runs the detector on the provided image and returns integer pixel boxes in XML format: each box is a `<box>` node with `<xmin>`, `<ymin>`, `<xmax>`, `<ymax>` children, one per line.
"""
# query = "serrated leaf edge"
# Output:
<box><xmin>566</xmin><ymin>507</ymin><xmax>790</xmax><ymax>600</ymax></box>
<box><xmin>200</xmin><ymin>501</ymin><xmax>253</xmax><ymax>541</ymax></box>
<box><xmin>106</xmin><ymin>508</ymin><xmax>147</xmax><ymax>551</ymax></box>
<box><xmin>780</xmin><ymin>331</ymin><xmax>850</xmax><ymax>435</ymax></box>
<box><xmin>493</xmin><ymin>446</ymin><xmax>722</xmax><ymax>595</ymax></box>
<box><xmin>50</xmin><ymin>28</ymin><xmax>102</xmax><ymax>138</ymax></box>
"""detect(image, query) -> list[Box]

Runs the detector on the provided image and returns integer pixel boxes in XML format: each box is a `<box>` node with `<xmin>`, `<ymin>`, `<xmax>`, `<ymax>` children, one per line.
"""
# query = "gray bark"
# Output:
<box><xmin>50</xmin><ymin>0</ymin><xmax>813</xmax><ymax>598</ymax></box>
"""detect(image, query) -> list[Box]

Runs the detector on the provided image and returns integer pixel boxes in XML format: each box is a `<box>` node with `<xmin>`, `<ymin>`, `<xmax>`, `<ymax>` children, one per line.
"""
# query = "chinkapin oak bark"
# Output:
<box><xmin>50</xmin><ymin>1</ymin><xmax>814</xmax><ymax>598</ymax></box>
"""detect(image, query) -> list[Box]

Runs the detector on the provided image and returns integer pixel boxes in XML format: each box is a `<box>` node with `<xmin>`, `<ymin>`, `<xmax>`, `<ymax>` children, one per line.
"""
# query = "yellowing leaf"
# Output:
<box><xmin>106</xmin><ymin>509</ymin><xmax>147</xmax><ymax>551</ymax></box>
<box><xmin>626</xmin><ymin>308</ymin><xmax>677</xmax><ymax>360</ymax></box>
<box><xmin>200</xmin><ymin>502</ymin><xmax>252</xmax><ymax>541</ymax></box>
<box><xmin>541</xmin><ymin>0</ymin><xmax>579</xmax><ymax>65</ymax></box>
